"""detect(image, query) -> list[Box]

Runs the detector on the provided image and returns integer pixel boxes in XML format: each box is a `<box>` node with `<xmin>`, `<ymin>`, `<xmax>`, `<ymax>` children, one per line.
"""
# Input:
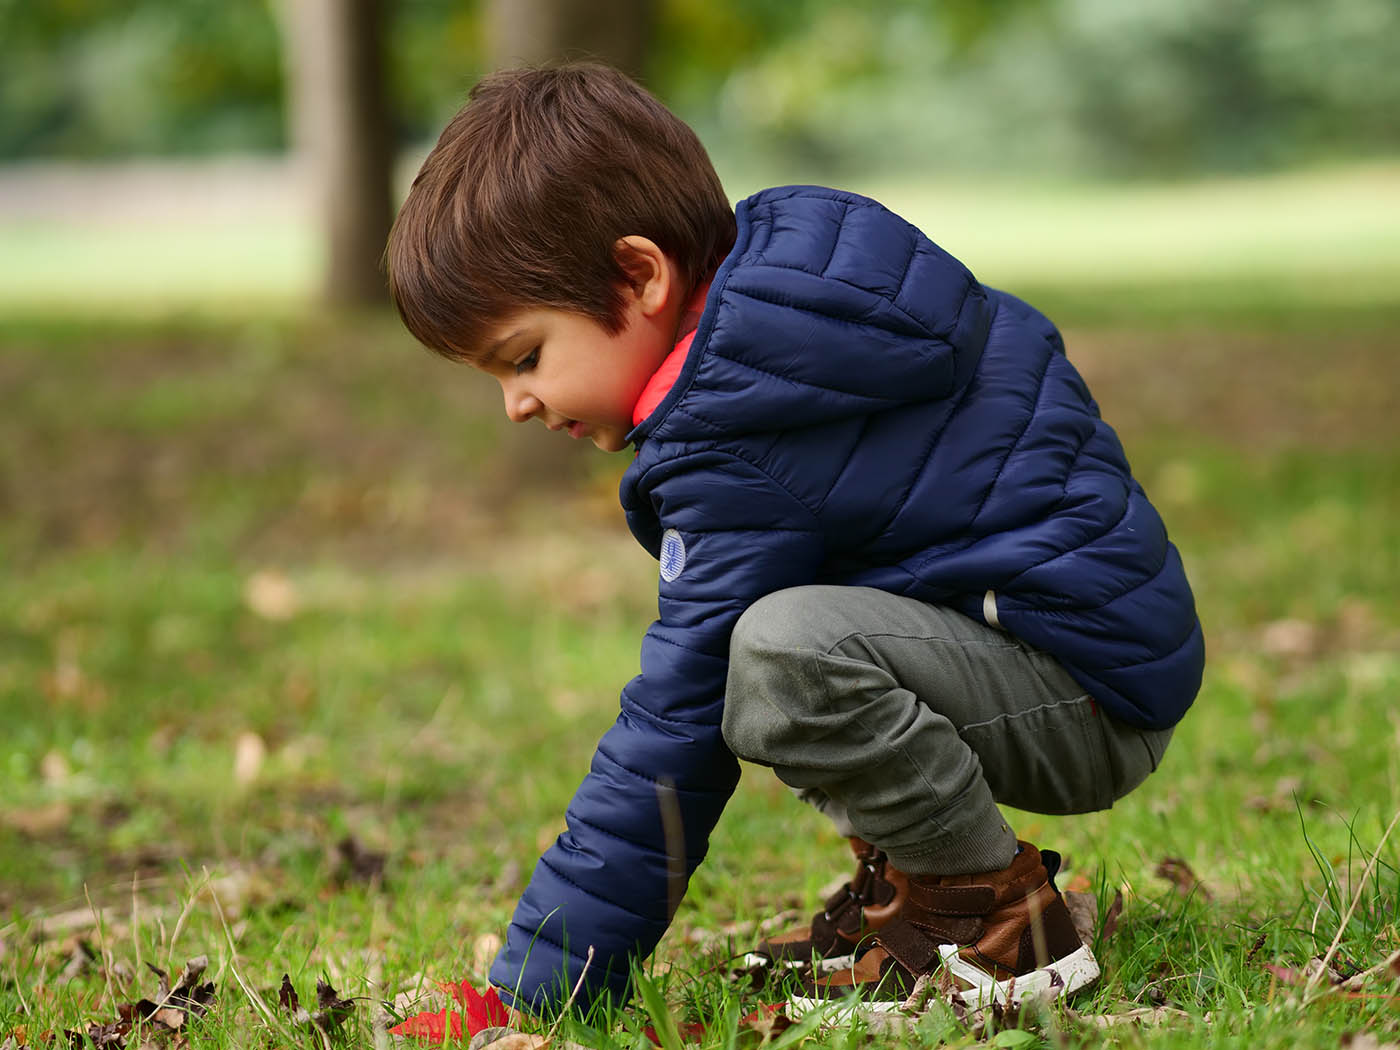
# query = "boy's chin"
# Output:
<box><xmin>591</xmin><ymin>428</ymin><xmax>630</xmax><ymax>453</ymax></box>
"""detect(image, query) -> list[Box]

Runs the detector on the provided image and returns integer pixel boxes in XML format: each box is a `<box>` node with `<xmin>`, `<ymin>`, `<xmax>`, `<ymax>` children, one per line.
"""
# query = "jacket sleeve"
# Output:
<box><xmin>489</xmin><ymin>451</ymin><xmax>824</xmax><ymax>1013</ymax></box>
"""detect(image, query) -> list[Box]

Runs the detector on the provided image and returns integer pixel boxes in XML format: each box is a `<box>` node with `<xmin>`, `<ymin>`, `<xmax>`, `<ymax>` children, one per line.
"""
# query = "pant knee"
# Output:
<box><xmin>723</xmin><ymin>588</ymin><xmax>835</xmax><ymax>762</ymax></box>
<box><xmin>720</xmin><ymin>690</ymin><xmax>762</xmax><ymax>761</ymax></box>
<box><xmin>730</xmin><ymin>587</ymin><xmax>827</xmax><ymax>655</ymax></box>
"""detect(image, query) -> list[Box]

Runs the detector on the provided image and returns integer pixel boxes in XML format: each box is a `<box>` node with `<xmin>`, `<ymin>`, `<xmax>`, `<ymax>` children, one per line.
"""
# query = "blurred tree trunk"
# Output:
<box><xmin>278</xmin><ymin>0</ymin><xmax>393</xmax><ymax>306</ymax></box>
<box><xmin>485</xmin><ymin>0</ymin><xmax>656</xmax><ymax>78</ymax></box>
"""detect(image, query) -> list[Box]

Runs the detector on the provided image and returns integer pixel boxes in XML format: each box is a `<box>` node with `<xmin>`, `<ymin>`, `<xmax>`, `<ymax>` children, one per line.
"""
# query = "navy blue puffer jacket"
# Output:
<box><xmin>490</xmin><ymin>186</ymin><xmax>1203</xmax><ymax>1011</ymax></box>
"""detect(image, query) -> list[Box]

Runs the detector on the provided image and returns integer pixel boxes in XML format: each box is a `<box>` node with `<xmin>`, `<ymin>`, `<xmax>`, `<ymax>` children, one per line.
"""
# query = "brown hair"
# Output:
<box><xmin>386</xmin><ymin>63</ymin><xmax>735</xmax><ymax>362</ymax></box>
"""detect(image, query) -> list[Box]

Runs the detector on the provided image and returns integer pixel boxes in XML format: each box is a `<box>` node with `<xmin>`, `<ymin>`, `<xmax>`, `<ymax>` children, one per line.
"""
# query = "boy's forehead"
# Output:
<box><xmin>478</xmin><ymin>306</ymin><xmax>562</xmax><ymax>355</ymax></box>
<box><xmin>468</xmin><ymin>314</ymin><xmax>531</xmax><ymax>363</ymax></box>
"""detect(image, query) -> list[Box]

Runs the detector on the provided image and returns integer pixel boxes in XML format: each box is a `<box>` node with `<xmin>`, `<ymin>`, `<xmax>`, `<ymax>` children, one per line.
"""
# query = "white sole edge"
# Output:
<box><xmin>789</xmin><ymin>943</ymin><xmax>1101</xmax><ymax>1017</ymax></box>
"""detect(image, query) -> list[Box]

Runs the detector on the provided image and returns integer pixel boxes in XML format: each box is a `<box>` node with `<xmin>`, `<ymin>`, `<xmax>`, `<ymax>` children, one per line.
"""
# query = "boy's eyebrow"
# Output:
<box><xmin>482</xmin><ymin>327</ymin><xmax>524</xmax><ymax>362</ymax></box>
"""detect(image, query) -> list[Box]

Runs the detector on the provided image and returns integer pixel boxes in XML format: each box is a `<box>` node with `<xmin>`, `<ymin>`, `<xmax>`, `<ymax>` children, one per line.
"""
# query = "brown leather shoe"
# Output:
<box><xmin>749</xmin><ymin>838</ymin><xmax>908</xmax><ymax>971</ymax></box>
<box><xmin>793</xmin><ymin>842</ymin><xmax>1099</xmax><ymax>1011</ymax></box>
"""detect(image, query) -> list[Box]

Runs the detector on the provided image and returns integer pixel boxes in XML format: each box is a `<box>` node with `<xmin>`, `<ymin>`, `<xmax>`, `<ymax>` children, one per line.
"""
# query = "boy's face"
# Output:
<box><xmin>474</xmin><ymin>237</ymin><xmax>683</xmax><ymax>453</ymax></box>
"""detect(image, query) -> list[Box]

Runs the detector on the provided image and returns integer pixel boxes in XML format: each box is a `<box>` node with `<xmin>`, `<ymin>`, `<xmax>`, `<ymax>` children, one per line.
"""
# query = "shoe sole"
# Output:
<box><xmin>789</xmin><ymin>943</ymin><xmax>1100</xmax><ymax>1016</ymax></box>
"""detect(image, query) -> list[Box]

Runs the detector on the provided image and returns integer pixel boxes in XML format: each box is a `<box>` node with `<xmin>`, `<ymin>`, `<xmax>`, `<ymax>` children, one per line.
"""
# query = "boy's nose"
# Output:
<box><xmin>503</xmin><ymin>384</ymin><xmax>541</xmax><ymax>423</ymax></box>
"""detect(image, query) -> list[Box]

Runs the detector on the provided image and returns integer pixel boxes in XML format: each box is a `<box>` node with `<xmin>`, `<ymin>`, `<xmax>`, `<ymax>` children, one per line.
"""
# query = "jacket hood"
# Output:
<box><xmin>629</xmin><ymin>186</ymin><xmax>995</xmax><ymax>443</ymax></box>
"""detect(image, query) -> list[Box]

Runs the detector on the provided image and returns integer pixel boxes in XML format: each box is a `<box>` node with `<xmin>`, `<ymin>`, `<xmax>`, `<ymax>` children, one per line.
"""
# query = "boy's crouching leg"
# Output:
<box><xmin>723</xmin><ymin>587</ymin><xmax>1147</xmax><ymax>1010</ymax></box>
<box><xmin>723</xmin><ymin>587</ymin><xmax>906</xmax><ymax>972</ymax></box>
<box><xmin>722</xmin><ymin>586</ymin><xmax>837</xmax><ymax>771</ymax></box>
<box><xmin>723</xmin><ymin>585</ymin><xmax>901</xmax><ymax>800</ymax></box>
<box><xmin>721</xmin><ymin>586</ymin><xmax>1016</xmax><ymax>877</ymax></box>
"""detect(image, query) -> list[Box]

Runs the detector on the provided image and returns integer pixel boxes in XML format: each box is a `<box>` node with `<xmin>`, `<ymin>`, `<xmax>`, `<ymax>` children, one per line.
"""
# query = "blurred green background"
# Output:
<box><xmin>2</xmin><ymin>7</ymin><xmax>1399</xmax><ymax>1041</ymax></box>
<box><xmin>7</xmin><ymin>0</ymin><xmax>1400</xmax><ymax>168</ymax></box>
<box><xmin>2</xmin><ymin>0</ymin><xmax>1399</xmax><ymax>317</ymax></box>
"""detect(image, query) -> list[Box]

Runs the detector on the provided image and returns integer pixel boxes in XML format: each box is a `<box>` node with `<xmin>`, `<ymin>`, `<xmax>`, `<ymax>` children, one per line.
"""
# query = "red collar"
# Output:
<box><xmin>631</xmin><ymin>281</ymin><xmax>710</xmax><ymax>427</ymax></box>
<box><xmin>632</xmin><ymin>331</ymin><xmax>695</xmax><ymax>426</ymax></box>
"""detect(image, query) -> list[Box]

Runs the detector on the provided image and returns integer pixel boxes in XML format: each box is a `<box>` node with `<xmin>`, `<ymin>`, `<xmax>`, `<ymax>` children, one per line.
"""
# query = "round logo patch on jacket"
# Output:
<box><xmin>659</xmin><ymin>529</ymin><xmax>686</xmax><ymax>582</ymax></box>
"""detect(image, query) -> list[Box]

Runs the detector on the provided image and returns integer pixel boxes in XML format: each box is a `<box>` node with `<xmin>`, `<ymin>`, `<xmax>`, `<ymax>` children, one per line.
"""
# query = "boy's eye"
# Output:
<box><xmin>514</xmin><ymin>348</ymin><xmax>540</xmax><ymax>375</ymax></box>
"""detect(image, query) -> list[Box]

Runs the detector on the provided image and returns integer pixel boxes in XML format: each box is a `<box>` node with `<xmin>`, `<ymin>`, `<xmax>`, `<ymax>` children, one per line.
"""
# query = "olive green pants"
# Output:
<box><xmin>721</xmin><ymin>586</ymin><xmax>1173</xmax><ymax>875</ymax></box>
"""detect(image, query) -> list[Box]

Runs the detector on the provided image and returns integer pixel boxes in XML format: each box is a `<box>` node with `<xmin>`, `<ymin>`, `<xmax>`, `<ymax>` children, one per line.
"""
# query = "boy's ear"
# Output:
<box><xmin>613</xmin><ymin>236</ymin><xmax>675</xmax><ymax>318</ymax></box>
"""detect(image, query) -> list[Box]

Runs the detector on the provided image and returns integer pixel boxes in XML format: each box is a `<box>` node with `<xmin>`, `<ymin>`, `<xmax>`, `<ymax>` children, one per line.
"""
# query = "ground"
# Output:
<box><xmin>1</xmin><ymin>163</ymin><xmax>1398</xmax><ymax>1048</ymax></box>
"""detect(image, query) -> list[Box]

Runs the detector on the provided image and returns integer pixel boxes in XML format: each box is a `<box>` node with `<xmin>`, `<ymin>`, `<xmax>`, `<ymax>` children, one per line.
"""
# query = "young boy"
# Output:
<box><xmin>386</xmin><ymin>63</ymin><xmax>1203</xmax><ymax>1015</ymax></box>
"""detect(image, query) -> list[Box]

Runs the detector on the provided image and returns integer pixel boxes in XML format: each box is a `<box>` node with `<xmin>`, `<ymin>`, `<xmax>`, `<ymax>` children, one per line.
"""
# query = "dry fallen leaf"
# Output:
<box><xmin>1267</xmin><ymin>954</ymin><xmax>1363</xmax><ymax>990</ymax></box>
<box><xmin>279</xmin><ymin>973</ymin><xmax>357</xmax><ymax>1033</ymax></box>
<box><xmin>39</xmin><ymin>750</ymin><xmax>71</xmax><ymax>785</ymax></box>
<box><xmin>148</xmin><ymin>1007</ymin><xmax>185</xmax><ymax>1031</ymax></box>
<box><xmin>1243</xmin><ymin>774</ymin><xmax>1308</xmax><ymax>813</ymax></box>
<box><xmin>468</xmin><ymin>1033</ymin><xmax>590</xmax><ymax>1050</ymax></box>
<box><xmin>1100</xmin><ymin>889</ymin><xmax>1124</xmax><ymax>941</ymax></box>
<box><xmin>57</xmin><ymin>940</ymin><xmax>98</xmax><ymax>983</ymax></box>
<box><xmin>471</xmin><ymin>1034</ymin><xmax>549</xmax><ymax>1050</ymax></box>
<box><xmin>63</xmin><ymin>956</ymin><xmax>215</xmax><ymax>1049</ymax></box>
<box><xmin>332</xmin><ymin>834</ymin><xmax>388</xmax><ymax>888</ymax></box>
<box><xmin>1063</xmin><ymin>891</ymin><xmax>1098</xmax><ymax>947</ymax></box>
<box><xmin>1155</xmin><ymin>857</ymin><xmax>1213</xmax><ymax>900</ymax></box>
<box><xmin>467</xmin><ymin>1028</ymin><xmax>515</xmax><ymax>1050</ymax></box>
<box><xmin>244</xmin><ymin>569</ymin><xmax>300</xmax><ymax>621</ymax></box>
<box><xmin>232</xmin><ymin>731</ymin><xmax>266</xmax><ymax>786</ymax></box>
<box><xmin>1073</xmin><ymin>1004</ymin><xmax>1192</xmax><ymax>1028</ymax></box>
<box><xmin>146</xmin><ymin>955</ymin><xmax>217</xmax><ymax>1021</ymax></box>
<box><xmin>73</xmin><ymin>1018</ymin><xmax>129</xmax><ymax>1047</ymax></box>
<box><xmin>1258</xmin><ymin>618</ymin><xmax>1319</xmax><ymax>657</ymax></box>
<box><xmin>1342</xmin><ymin>1035</ymin><xmax>1400</xmax><ymax>1050</ymax></box>
<box><xmin>2</xmin><ymin>800</ymin><xmax>72</xmax><ymax>837</ymax></box>
<box><xmin>862</xmin><ymin>1011</ymin><xmax>914</xmax><ymax>1036</ymax></box>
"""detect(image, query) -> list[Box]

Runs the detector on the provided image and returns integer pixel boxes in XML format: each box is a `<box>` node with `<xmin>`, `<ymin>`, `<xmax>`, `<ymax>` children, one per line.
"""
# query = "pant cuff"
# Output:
<box><xmin>881</xmin><ymin>784</ymin><xmax>1018</xmax><ymax>876</ymax></box>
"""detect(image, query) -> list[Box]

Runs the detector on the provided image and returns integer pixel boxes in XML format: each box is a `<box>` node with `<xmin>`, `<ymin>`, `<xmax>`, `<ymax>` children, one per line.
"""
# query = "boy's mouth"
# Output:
<box><xmin>567</xmin><ymin>421</ymin><xmax>587</xmax><ymax>439</ymax></box>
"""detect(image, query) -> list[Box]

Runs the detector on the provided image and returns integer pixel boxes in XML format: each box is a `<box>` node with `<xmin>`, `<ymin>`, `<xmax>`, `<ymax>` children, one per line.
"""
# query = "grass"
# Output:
<box><xmin>2</xmin><ymin>172</ymin><xmax>1399</xmax><ymax>1047</ymax></box>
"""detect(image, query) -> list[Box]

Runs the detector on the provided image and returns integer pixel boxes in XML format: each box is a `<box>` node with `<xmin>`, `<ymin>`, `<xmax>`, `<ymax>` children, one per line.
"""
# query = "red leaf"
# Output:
<box><xmin>739</xmin><ymin>1003</ymin><xmax>793</xmax><ymax>1039</ymax></box>
<box><xmin>389</xmin><ymin>980</ymin><xmax>510</xmax><ymax>1044</ymax></box>
<box><xmin>642</xmin><ymin>1022</ymin><xmax>707</xmax><ymax>1045</ymax></box>
<box><xmin>388</xmin><ymin>1008</ymin><xmax>465</xmax><ymax>1044</ymax></box>
<box><xmin>441</xmin><ymin>980</ymin><xmax>511</xmax><ymax>1035</ymax></box>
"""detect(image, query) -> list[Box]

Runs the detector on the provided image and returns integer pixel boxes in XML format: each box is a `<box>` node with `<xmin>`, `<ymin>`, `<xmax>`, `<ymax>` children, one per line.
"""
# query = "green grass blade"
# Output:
<box><xmin>634</xmin><ymin>974</ymin><xmax>683</xmax><ymax>1050</ymax></box>
<box><xmin>767</xmin><ymin>1001</ymin><xmax>841</xmax><ymax>1050</ymax></box>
